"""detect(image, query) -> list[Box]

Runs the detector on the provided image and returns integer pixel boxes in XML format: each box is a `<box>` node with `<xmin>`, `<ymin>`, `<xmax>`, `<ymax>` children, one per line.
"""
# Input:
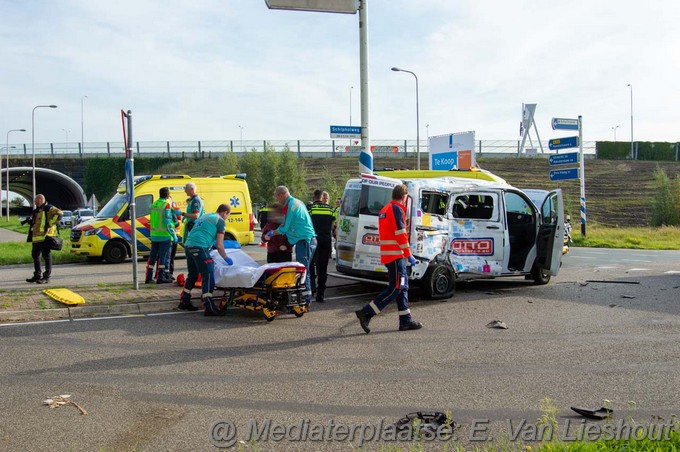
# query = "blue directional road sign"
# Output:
<box><xmin>552</xmin><ymin>117</ymin><xmax>579</xmax><ymax>130</ymax></box>
<box><xmin>549</xmin><ymin>152</ymin><xmax>579</xmax><ymax>166</ymax></box>
<box><xmin>549</xmin><ymin>167</ymin><xmax>579</xmax><ymax>181</ymax></box>
<box><xmin>330</xmin><ymin>125</ymin><xmax>361</xmax><ymax>139</ymax></box>
<box><xmin>548</xmin><ymin>136</ymin><xmax>579</xmax><ymax>150</ymax></box>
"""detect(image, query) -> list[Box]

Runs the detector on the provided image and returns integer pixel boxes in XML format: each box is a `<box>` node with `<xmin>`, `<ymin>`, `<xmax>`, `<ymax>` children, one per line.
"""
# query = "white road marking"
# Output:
<box><xmin>597</xmin><ymin>266</ymin><xmax>619</xmax><ymax>269</ymax></box>
<box><xmin>626</xmin><ymin>268</ymin><xmax>650</xmax><ymax>272</ymax></box>
<box><xmin>571</xmin><ymin>256</ymin><xmax>595</xmax><ymax>259</ymax></box>
<box><xmin>664</xmin><ymin>270</ymin><xmax>680</xmax><ymax>274</ymax></box>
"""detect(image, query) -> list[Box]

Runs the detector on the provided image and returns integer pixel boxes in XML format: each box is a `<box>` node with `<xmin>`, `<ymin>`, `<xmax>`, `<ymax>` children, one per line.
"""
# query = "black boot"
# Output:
<box><xmin>203</xmin><ymin>297</ymin><xmax>226</xmax><ymax>317</ymax></box>
<box><xmin>355</xmin><ymin>310</ymin><xmax>372</xmax><ymax>334</ymax></box>
<box><xmin>26</xmin><ymin>274</ymin><xmax>41</xmax><ymax>283</ymax></box>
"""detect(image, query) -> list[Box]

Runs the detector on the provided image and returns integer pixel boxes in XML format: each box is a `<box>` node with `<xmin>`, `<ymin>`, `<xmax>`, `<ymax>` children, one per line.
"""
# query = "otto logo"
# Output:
<box><xmin>450</xmin><ymin>238</ymin><xmax>494</xmax><ymax>256</ymax></box>
<box><xmin>362</xmin><ymin>234</ymin><xmax>380</xmax><ymax>246</ymax></box>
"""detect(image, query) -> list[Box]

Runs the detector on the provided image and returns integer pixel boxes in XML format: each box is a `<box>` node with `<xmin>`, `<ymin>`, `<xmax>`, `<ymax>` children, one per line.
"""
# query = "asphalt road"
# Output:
<box><xmin>0</xmin><ymin>249</ymin><xmax>679</xmax><ymax>450</ymax></box>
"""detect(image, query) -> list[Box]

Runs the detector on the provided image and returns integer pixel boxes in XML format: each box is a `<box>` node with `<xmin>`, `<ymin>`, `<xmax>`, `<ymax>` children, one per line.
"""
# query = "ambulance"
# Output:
<box><xmin>335</xmin><ymin>170</ymin><xmax>564</xmax><ymax>299</ymax></box>
<box><xmin>70</xmin><ymin>174</ymin><xmax>255</xmax><ymax>263</ymax></box>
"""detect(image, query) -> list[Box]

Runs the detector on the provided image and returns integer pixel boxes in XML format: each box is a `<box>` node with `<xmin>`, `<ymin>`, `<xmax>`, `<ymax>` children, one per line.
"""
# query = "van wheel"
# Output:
<box><xmin>531</xmin><ymin>264</ymin><xmax>551</xmax><ymax>285</ymax></box>
<box><xmin>103</xmin><ymin>241</ymin><xmax>128</xmax><ymax>264</ymax></box>
<box><xmin>424</xmin><ymin>264</ymin><xmax>455</xmax><ymax>299</ymax></box>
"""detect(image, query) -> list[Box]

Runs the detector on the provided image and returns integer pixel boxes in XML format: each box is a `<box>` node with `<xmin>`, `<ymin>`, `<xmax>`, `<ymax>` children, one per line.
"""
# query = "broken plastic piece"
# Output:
<box><xmin>570</xmin><ymin>406</ymin><xmax>613</xmax><ymax>420</ymax></box>
<box><xmin>486</xmin><ymin>320</ymin><xmax>508</xmax><ymax>329</ymax></box>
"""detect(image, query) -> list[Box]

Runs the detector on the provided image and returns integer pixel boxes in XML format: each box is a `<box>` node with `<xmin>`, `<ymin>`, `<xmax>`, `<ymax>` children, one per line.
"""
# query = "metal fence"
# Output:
<box><xmin>5</xmin><ymin>138</ymin><xmax>603</xmax><ymax>159</ymax></box>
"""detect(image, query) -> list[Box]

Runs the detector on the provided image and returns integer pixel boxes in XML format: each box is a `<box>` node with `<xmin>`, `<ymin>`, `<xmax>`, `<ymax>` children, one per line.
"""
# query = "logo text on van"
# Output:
<box><xmin>450</xmin><ymin>238</ymin><xmax>494</xmax><ymax>256</ymax></box>
<box><xmin>362</xmin><ymin>233</ymin><xmax>380</xmax><ymax>246</ymax></box>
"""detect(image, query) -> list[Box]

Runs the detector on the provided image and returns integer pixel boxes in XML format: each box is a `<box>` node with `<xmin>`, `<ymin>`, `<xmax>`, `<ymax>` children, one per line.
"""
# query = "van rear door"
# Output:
<box><xmin>352</xmin><ymin>175</ymin><xmax>401</xmax><ymax>273</ymax></box>
<box><xmin>535</xmin><ymin>189</ymin><xmax>564</xmax><ymax>275</ymax></box>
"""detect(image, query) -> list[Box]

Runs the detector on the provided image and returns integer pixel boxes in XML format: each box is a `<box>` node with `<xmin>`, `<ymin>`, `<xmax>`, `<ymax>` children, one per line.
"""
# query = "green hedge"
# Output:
<box><xmin>597</xmin><ymin>141</ymin><xmax>679</xmax><ymax>161</ymax></box>
<box><xmin>84</xmin><ymin>157</ymin><xmax>181</xmax><ymax>203</ymax></box>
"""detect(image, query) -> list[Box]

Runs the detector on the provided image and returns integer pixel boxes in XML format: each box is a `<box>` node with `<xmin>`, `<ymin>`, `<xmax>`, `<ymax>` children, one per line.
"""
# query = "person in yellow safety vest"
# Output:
<box><xmin>25</xmin><ymin>194</ymin><xmax>63</xmax><ymax>284</ymax></box>
<box><xmin>168</xmin><ymin>196</ymin><xmax>183</xmax><ymax>279</ymax></box>
<box><xmin>355</xmin><ymin>184</ymin><xmax>423</xmax><ymax>333</ymax></box>
<box><xmin>146</xmin><ymin>187</ymin><xmax>177</xmax><ymax>284</ymax></box>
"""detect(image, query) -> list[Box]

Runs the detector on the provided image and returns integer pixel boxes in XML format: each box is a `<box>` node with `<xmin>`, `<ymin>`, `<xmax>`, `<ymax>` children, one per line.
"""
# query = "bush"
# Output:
<box><xmin>650</xmin><ymin>168</ymin><xmax>680</xmax><ymax>226</ymax></box>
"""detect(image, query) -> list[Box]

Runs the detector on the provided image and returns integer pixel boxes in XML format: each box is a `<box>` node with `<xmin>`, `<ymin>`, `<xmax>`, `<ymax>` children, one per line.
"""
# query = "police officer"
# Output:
<box><xmin>355</xmin><ymin>184</ymin><xmax>423</xmax><ymax>333</ymax></box>
<box><xmin>145</xmin><ymin>187</ymin><xmax>177</xmax><ymax>284</ymax></box>
<box><xmin>309</xmin><ymin>190</ymin><xmax>335</xmax><ymax>303</ymax></box>
<box><xmin>25</xmin><ymin>194</ymin><xmax>63</xmax><ymax>284</ymax></box>
<box><xmin>179</xmin><ymin>204</ymin><xmax>234</xmax><ymax>316</ymax></box>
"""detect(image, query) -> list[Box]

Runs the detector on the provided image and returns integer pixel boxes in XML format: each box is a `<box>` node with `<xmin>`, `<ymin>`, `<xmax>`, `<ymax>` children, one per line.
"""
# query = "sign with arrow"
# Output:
<box><xmin>548</xmin><ymin>136</ymin><xmax>579</xmax><ymax>150</ymax></box>
<box><xmin>549</xmin><ymin>168</ymin><xmax>579</xmax><ymax>181</ymax></box>
<box><xmin>549</xmin><ymin>152</ymin><xmax>579</xmax><ymax>166</ymax></box>
<box><xmin>552</xmin><ymin>117</ymin><xmax>579</xmax><ymax>130</ymax></box>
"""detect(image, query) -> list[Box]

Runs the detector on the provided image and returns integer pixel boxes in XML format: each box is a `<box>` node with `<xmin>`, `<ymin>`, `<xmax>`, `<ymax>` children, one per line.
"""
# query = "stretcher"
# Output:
<box><xmin>211</xmin><ymin>249</ymin><xmax>309</xmax><ymax>321</ymax></box>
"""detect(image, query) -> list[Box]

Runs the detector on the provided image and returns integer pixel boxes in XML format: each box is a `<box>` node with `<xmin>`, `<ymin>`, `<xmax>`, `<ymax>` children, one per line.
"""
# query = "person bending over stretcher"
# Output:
<box><xmin>179</xmin><ymin>203</ymin><xmax>234</xmax><ymax>316</ymax></box>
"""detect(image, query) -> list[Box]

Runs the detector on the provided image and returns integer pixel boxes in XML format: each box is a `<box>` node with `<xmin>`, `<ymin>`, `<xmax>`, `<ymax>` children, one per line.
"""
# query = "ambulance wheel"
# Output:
<box><xmin>424</xmin><ymin>264</ymin><xmax>455</xmax><ymax>299</ymax></box>
<box><xmin>103</xmin><ymin>241</ymin><xmax>128</xmax><ymax>264</ymax></box>
<box><xmin>531</xmin><ymin>264</ymin><xmax>551</xmax><ymax>285</ymax></box>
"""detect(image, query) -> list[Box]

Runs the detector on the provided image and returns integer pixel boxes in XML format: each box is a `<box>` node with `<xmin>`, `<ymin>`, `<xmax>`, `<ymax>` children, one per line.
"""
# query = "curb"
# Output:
<box><xmin>0</xmin><ymin>300</ymin><xmax>186</xmax><ymax>323</ymax></box>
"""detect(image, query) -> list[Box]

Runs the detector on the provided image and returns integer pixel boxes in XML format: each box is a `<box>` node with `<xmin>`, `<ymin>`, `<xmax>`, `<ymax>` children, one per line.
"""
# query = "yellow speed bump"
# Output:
<box><xmin>43</xmin><ymin>288</ymin><xmax>86</xmax><ymax>305</ymax></box>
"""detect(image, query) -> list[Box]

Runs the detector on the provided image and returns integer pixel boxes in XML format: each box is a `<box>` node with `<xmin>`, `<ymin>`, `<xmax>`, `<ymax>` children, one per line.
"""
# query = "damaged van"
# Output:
<box><xmin>335</xmin><ymin>171</ymin><xmax>564</xmax><ymax>299</ymax></box>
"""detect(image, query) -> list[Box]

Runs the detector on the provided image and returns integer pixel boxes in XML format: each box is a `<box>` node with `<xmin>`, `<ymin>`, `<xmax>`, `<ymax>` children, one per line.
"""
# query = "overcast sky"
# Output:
<box><xmin>2</xmin><ymin>0</ymin><xmax>678</xmax><ymax>145</ymax></box>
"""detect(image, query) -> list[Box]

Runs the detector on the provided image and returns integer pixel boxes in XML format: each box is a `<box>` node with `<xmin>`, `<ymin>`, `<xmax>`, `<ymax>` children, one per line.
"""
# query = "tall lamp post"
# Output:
<box><xmin>611</xmin><ymin>125</ymin><xmax>619</xmax><ymax>141</ymax></box>
<box><xmin>32</xmin><ymin>105</ymin><xmax>58</xmax><ymax>204</ymax></box>
<box><xmin>5</xmin><ymin>128</ymin><xmax>26</xmax><ymax>221</ymax></box>
<box><xmin>391</xmin><ymin>66</ymin><xmax>420</xmax><ymax>170</ymax></box>
<box><xmin>81</xmin><ymin>95</ymin><xmax>88</xmax><ymax>156</ymax></box>
<box><xmin>265</xmin><ymin>0</ymin><xmax>371</xmax><ymax>173</ymax></box>
<box><xmin>238</xmin><ymin>125</ymin><xmax>244</xmax><ymax>152</ymax></box>
<box><xmin>627</xmin><ymin>84</ymin><xmax>634</xmax><ymax>159</ymax></box>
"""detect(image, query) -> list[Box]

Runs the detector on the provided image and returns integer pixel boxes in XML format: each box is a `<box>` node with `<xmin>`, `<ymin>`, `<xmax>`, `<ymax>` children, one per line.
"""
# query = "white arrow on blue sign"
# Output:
<box><xmin>330</xmin><ymin>125</ymin><xmax>361</xmax><ymax>138</ymax></box>
<box><xmin>549</xmin><ymin>167</ymin><xmax>579</xmax><ymax>181</ymax></box>
<box><xmin>552</xmin><ymin>117</ymin><xmax>579</xmax><ymax>130</ymax></box>
<box><xmin>549</xmin><ymin>152</ymin><xmax>579</xmax><ymax>166</ymax></box>
<box><xmin>548</xmin><ymin>136</ymin><xmax>579</xmax><ymax>150</ymax></box>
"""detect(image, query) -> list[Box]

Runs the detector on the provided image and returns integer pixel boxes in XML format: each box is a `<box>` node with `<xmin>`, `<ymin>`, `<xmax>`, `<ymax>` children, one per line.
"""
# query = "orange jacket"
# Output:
<box><xmin>378</xmin><ymin>200</ymin><xmax>412</xmax><ymax>264</ymax></box>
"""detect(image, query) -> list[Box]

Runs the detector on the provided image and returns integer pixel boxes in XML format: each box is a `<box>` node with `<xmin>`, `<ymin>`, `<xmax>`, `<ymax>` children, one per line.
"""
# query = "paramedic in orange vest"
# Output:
<box><xmin>355</xmin><ymin>184</ymin><xmax>423</xmax><ymax>333</ymax></box>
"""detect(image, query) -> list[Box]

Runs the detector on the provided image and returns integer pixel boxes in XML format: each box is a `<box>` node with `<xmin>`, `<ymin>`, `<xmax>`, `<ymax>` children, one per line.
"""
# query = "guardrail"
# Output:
<box><xmin>5</xmin><ymin>139</ymin><xmax>599</xmax><ymax>158</ymax></box>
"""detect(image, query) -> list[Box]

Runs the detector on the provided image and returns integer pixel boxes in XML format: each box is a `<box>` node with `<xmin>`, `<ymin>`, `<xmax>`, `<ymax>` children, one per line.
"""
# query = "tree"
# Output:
<box><xmin>238</xmin><ymin>150</ymin><xmax>263</xmax><ymax>204</ymax></box>
<box><xmin>218</xmin><ymin>151</ymin><xmax>239</xmax><ymax>175</ymax></box>
<box><xmin>651</xmin><ymin>168</ymin><xmax>679</xmax><ymax>226</ymax></box>
<box><xmin>276</xmin><ymin>145</ymin><xmax>307</xmax><ymax>201</ymax></box>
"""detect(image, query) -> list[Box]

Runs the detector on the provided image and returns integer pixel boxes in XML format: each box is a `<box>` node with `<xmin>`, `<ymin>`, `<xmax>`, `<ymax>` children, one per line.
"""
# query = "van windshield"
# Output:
<box><xmin>97</xmin><ymin>193</ymin><xmax>127</xmax><ymax>218</ymax></box>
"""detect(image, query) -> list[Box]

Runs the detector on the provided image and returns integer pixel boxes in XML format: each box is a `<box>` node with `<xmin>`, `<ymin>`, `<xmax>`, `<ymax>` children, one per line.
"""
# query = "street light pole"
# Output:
<box><xmin>238</xmin><ymin>125</ymin><xmax>244</xmax><ymax>152</ymax></box>
<box><xmin>81</xmin><ymin>95</ymin><xmax>88</xmax><ymax>156</ymax></box>
<box><xmin>391</xmin><ymin>67</ymin><xmax>420</xmax><ymax>170</ymax></box>
<box><xmin>611</xmin><ymin>125</ymin><xmax>619</xmax><ymax>142</ymax></box>
<box><xmin>31</xmin><ymin>105</ymin><xmax>58</xmax><ymax>204</ymax></box>
<box><xmin>627</xmin><ymin>84</ymin><xmax>634</xmax><ymax>159</ymax></box>
<box><xmin>5</xmin><ymin>129</ymin><xmax>26</xmax><ymax>221</ymax></box>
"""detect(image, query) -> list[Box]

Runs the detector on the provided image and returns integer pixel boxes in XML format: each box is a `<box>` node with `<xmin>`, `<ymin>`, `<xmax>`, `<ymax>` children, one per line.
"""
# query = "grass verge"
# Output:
<box><xmin>0</xmin><ymin>217</ymin><xmax>86</xmax><ymax>265</ymax></box>
<box><xmin>572</xmin><ymin>225</ymin><xmax>680</xmax><ymax>249</ymax></box>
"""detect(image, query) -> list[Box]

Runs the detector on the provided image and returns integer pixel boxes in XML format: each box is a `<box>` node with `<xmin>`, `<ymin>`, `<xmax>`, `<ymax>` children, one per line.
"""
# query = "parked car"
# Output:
<box><xmin>59</xmin><ymin>210</ymin><xmax>74</xmax><ymax>228</ymax></box>
<box><xmin>73</xmin><ymin>208</ymin><xmax>95</xmax><ymax>225</ymax></box>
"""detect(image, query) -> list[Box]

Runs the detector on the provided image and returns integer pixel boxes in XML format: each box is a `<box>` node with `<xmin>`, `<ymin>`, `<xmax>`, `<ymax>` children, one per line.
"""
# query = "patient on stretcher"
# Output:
<box><xmin>211</xmin><ymin>249</ymin><xmax>306</xmax><ymax>289</ymax></box>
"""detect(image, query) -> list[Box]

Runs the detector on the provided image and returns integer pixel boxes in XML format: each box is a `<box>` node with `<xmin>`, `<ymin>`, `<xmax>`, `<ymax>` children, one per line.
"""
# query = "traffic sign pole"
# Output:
<box><xmin>579</xmin><ymin>115</ymin><xmax>586</xmax><ymax>237</ymax></box>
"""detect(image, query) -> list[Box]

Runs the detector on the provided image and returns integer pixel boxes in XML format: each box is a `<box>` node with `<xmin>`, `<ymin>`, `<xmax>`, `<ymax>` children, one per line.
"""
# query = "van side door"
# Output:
<box><xmin>536</xmin><ymin>189</ymin><xmax>564</xmax><ymax>276</ymax></box>
<box><xmin>448</xmin><ymin>191</ymin><xmax>505</xmax><ymax>276</ymax></box>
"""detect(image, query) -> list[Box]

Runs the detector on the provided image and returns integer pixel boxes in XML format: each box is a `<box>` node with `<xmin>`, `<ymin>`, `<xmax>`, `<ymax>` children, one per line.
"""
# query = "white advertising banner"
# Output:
<box><xmin>428</xmin><ymin>131</ymin><xmax>476</xmax><ymax>170</ymax></box>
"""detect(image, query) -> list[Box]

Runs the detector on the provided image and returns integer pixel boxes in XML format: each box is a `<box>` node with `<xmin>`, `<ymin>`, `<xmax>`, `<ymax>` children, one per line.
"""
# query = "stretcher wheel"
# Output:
<box><xmin>293</xmin><ymin>311</ymin><xmax>304</xmax><ymax>318</ymax></box>
<box><xmin>262</xmin><ymin>308</ymin><xmax>277</xmax><ymax>322</ymax></box>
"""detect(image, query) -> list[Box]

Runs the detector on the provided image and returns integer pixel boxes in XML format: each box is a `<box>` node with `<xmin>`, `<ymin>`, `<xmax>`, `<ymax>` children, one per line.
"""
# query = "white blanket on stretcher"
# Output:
<box><xmin>211</xmin><ymin>249</ymin><xmax>306</xmax><ymax>288</ymax></box>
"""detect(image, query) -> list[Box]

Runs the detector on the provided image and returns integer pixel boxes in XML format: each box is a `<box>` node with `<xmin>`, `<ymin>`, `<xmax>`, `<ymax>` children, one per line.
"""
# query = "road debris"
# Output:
<box><xmin>585</xmin><ymin>280</ymin><xmax>640</xmax><ymax>284</ymax></box>
<box><xmin>486</xmin><ymin>320</ymin><xmax>508</xmax><ymax>329</ymax></box>
<box><xmin>621</xmin><ymin>295</ymin><xmax>636</xmax><ymax>299</ymax></box>
<box><xmin>42</xmin><ymin>395</ymin><xmax>88</xmax><ymax>415</ymax></box>
<box><xmin>570</xmin><ymin>406</ymin><xmax>613</xmax><ymax>420</ymax></box>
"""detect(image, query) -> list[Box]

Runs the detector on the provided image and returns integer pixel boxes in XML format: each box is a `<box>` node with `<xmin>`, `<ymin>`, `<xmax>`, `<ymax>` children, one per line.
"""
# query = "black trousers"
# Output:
<box><xmin>310</xmin><ymin>240</ymin><xmax>332</xmax><ymax>301</ymax></box>
<box><xmin>31</xmin><ymin>241</ymin><xmax>52</xmax><ymax>278</ymax></box>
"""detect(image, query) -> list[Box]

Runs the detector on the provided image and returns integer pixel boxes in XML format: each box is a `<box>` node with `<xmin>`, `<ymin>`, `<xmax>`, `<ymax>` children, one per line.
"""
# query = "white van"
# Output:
<box><xmin>335</xmin><ymin>172</ymin><xmax>564</xmax><ymax>299</ymax></box>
